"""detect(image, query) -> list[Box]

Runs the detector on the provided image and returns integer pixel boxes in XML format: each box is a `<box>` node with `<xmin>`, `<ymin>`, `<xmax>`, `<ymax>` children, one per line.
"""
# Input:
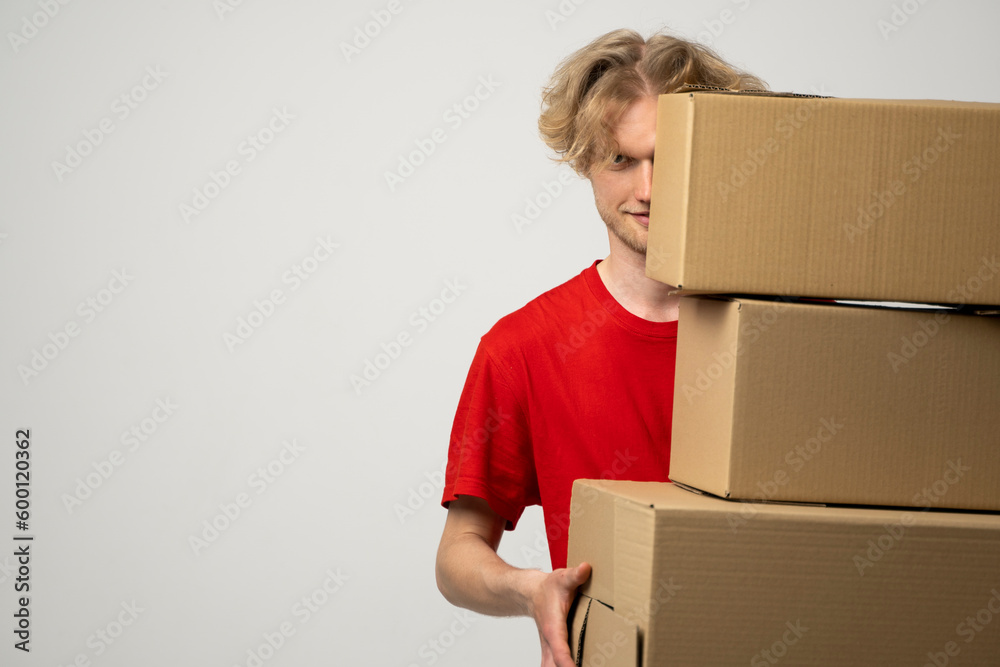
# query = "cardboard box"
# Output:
<box><xmin>646</xmin><ymin>92</ymin><xmax>1000</xmax><ymax>305</ymax></box>
<box><xmin>567</xmin><ymin>479</ymin><xmax>1000</xmax><ymax>667</ymax></box>
<box><xmin>671</xmin><ymin>295</ymin><xmax>1000</xmax><ymax>510</ymax></box>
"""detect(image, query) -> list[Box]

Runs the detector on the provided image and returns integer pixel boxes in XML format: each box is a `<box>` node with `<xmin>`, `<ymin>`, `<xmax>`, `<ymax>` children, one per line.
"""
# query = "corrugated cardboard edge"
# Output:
<box><xmin>568</xmin><ymin>593</ymin><xmax>590</xmax><ymax>665</ymax></box>
<box><xmin>568</xmin><ymin>593</ymin><xmax>639</xmax><ymax>667</ymax></box>
<box><xmin>668</xmin><ymin>296</ymin><xmax>740</xmax><ymax>498</ymax></box>
<box><xmin>647</xmin><ymin>93</ymin><xmax>694</xmax><ymax>288</ymax></box>
<box><xmin>675</xmin><ymin>85</ymin><xmax>827</xmax><ymax>99</ymax></box>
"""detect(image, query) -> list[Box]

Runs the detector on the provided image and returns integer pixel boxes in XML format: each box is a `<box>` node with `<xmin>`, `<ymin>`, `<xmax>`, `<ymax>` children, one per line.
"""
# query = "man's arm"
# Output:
<box><xmin>435</xmin><ymin>495</ymin><xmax>591</xmax><ymax>667</ymax></box>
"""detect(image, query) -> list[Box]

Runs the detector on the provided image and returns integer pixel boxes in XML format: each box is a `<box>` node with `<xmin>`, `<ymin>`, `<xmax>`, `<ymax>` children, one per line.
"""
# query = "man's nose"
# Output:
<box><xmin>635</xmin><ymin>161</ymin><xmax>653</xmax><ymax>202</ymax></box>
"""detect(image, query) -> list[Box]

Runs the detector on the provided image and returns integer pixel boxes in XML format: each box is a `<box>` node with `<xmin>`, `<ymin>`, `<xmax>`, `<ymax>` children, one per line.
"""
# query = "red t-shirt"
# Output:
<box><xmin>442</xmin><ymin>261</ymin><xmax>678</xmax><ymax>569</ymax></box>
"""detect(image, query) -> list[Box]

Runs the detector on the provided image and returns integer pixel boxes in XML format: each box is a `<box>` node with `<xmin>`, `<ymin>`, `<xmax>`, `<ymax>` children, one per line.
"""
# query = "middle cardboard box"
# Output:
<box><xmin>669</xmin><ymin>295</ymin><xmax>1000</xmax><ymax>510</ymax></box>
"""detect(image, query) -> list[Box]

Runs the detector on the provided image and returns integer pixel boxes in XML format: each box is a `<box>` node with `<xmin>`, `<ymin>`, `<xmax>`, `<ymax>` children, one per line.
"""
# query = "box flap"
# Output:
<box><xmin>568</xmin><ymin>594</ymin><xmax>639</xmax><ymax>667</ymax></box>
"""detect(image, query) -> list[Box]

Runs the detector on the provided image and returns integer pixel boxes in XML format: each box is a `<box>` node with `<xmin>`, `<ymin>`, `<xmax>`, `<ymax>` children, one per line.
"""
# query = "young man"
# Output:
<box><xmin>436</xmin><ymin>29</ymin><xmax>764</xmax><ymax>667</ymax></box>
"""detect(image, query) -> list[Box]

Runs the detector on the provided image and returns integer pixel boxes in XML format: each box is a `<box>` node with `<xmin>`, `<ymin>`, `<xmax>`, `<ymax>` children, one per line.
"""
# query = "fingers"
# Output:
<box><xmin>540</xmin><ymin>628</ymin><xmax>576</xmax><ymax>667</ymax></box>
<box><xmin>535</xmin><ymin>563</ymin><xmax>593</xmax><ymax>667</ymax></box>
<box><xmin>540</xmin><ymin>641</ymin><xmax>555</xmax><ymax>667</ymax></box>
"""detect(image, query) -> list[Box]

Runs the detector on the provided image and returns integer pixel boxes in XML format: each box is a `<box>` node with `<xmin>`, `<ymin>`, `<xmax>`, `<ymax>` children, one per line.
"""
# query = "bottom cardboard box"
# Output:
<box><xmin>567</xmin><ymin>479</ymin><xmax>1000</xmax><ymax>666</ymax></box>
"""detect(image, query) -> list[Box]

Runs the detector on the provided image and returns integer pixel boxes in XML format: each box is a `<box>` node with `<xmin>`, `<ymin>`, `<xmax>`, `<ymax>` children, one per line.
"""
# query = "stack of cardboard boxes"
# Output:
<box><xmin>566</xmin><ymin>92</ymin><xmax>1000</xmax><ymax>666</ymax></box>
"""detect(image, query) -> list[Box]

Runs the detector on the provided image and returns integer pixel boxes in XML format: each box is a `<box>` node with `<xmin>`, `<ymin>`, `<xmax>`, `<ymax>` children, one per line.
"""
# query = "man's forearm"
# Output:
<box><xmin>436</xmin><ymin>531</ymin><xmax>545</xmax><ymax>618</ymax></box>
<box><xmin>436</xmin><ymin>497</ymin><xmax>591</xmax><ymax>667</ymax></box>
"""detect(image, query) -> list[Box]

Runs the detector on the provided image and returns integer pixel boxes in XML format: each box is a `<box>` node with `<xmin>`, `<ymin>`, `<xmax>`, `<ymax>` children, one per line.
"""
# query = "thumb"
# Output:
<box><xmin>566</xmin><ymin>561</ymin><xmax>591</xmax><ymax>587</ymax></box>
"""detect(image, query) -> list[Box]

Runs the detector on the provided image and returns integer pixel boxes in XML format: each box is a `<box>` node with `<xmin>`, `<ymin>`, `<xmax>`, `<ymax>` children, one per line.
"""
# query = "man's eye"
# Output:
<box><xmin>612</xmin><ymin>155</ymin><xmax>629</xmax><ymax>166</ymax></box>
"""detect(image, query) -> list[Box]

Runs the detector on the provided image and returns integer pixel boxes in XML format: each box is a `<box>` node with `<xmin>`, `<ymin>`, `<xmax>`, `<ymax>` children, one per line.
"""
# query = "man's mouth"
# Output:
<box><xmin>627</xmin><ymin>211</ymin><xmax>650</xmax><ymax>226</ymax></box>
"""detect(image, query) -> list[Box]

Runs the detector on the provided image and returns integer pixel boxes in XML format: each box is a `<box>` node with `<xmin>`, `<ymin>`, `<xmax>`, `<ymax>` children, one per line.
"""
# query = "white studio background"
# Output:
<box><xmin>1</xmin><ymin>1</ymin><xmax>997</xmax><ymax>665</ymax></box>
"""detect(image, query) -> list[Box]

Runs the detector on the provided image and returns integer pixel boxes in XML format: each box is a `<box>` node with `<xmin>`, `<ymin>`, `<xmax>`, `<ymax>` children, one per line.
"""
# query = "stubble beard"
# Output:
<box><xmin>595</xmin><ymin>196</ymin><xmax>647</xmax><ymax>256</ymax></box>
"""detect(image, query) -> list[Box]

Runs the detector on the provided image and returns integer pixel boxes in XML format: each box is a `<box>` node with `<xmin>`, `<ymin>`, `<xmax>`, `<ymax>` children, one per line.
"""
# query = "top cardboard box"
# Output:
<box><xmin>646</xmin><ymin>92</ymin><xmax>1000</xmax><ymax>305</ymax></box>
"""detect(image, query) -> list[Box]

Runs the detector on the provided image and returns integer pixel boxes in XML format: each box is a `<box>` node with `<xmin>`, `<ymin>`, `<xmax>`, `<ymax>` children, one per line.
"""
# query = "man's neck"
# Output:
<box><xmin>596</xmin><ymin>248</ymin><xmax>680</xmax><ymax>323</ymax></box>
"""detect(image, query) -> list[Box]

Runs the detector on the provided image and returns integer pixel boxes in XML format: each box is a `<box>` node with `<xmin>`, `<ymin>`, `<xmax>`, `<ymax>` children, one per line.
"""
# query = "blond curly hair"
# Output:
<box><xmin>539</xmin><ymin>29</ymin><xmax>766</xmax><ymax>176</ymax></box>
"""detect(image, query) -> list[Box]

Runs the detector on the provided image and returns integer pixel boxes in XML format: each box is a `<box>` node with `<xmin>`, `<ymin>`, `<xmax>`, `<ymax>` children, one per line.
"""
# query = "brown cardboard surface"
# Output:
<box><xmin>568</xmin><ymin>594</ymin><xmax>638</xmax><ymax>667</ymax></box>
<box><xmin>567</xmin><ymin>479</ymin><xmax>1000</xmax><ymax>667</ymax></box>
<box><xmin>646</xmin><ymin>93</ymin><xmax>1000</xmax><ymax>305</ymax></box>
<box><xmin>671</xmin><ymin>295</ymin><xmax>1000</xmax><ymax>510</ymax></box>
<box><xmin>568</xmin><ymin>478</ymin><xmax>618</xmax><ymax>604</ymax></box>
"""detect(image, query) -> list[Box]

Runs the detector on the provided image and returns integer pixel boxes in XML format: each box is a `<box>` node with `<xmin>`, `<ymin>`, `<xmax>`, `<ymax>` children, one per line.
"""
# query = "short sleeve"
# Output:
<box><xmin>441</xmin><ymin>340</ymin><xmax>539</xmax><ymax>530</ymax></box>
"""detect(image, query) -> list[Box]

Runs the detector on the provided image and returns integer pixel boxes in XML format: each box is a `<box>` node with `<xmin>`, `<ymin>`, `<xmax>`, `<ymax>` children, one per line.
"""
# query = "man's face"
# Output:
<box><xmin>590</xmin><ymin>94</ymin><xmax>657</xmax><ymax>257</ymax></box>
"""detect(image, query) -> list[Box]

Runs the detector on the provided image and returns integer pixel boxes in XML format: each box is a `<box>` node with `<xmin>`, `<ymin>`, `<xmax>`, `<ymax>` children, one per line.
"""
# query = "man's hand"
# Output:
<box><xmin>529</xmin><ymin>562</ymin><xmax>592</xmax><ymax>667</ymax></box>
<box><xmin>436</xmin><ymin>496</ymin><xmax>592</xmax><ymax>667</ymax></box>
